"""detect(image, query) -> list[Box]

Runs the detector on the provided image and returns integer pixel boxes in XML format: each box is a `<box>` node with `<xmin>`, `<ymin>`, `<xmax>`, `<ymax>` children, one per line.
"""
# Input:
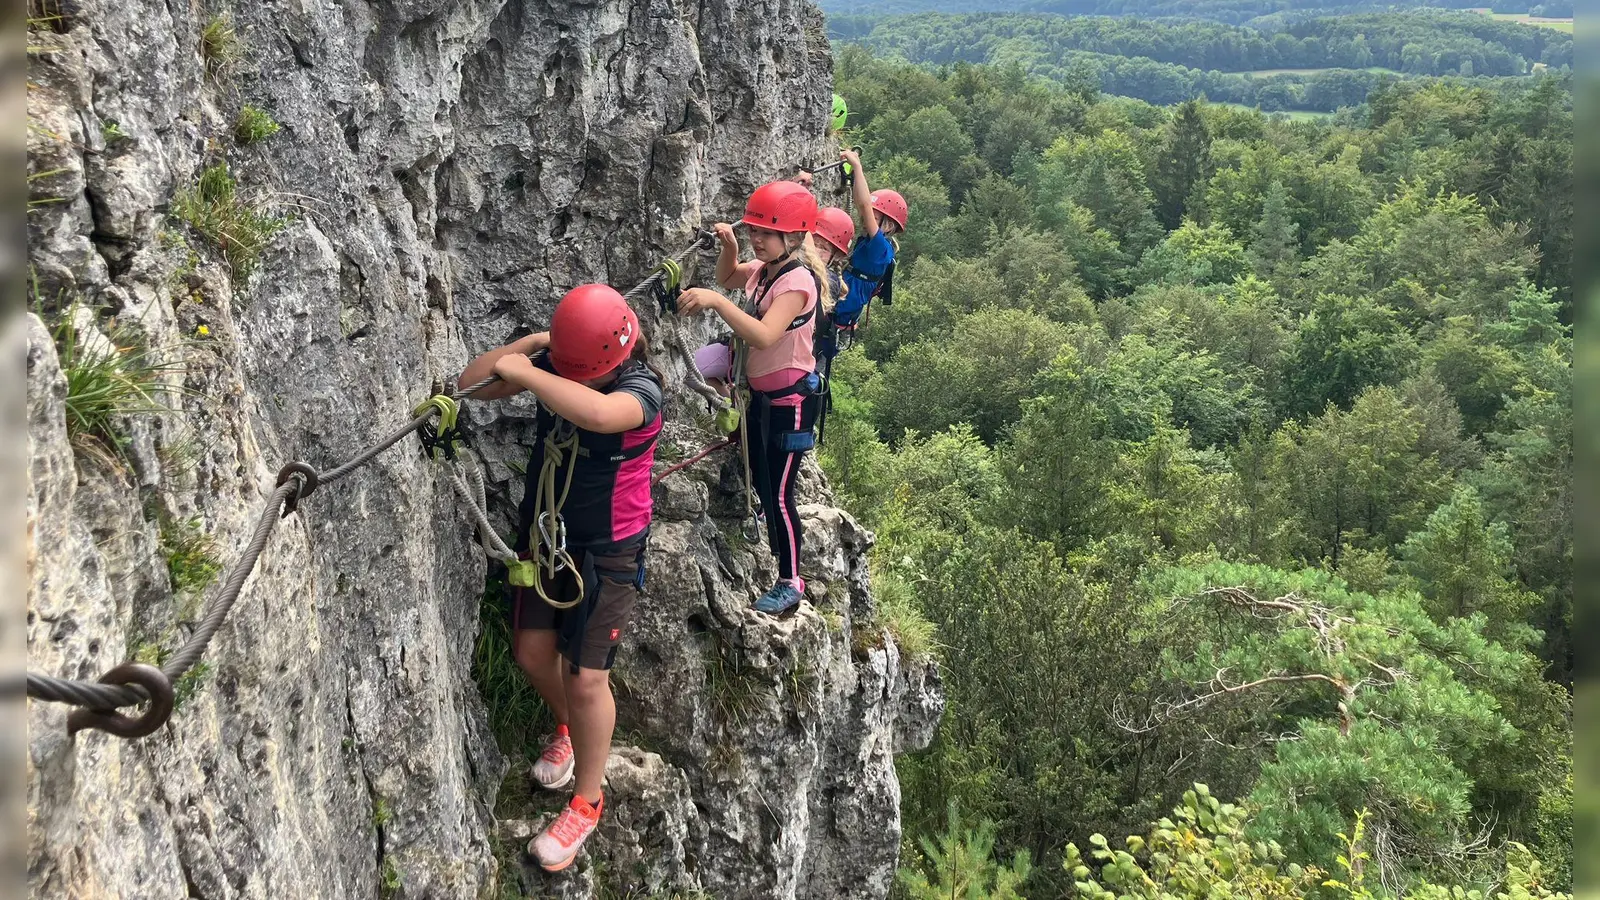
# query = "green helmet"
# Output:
<box><xmin>831</xmin><ymin>93</ymin><xmax>848</xmax><ymax>132</ymax></box>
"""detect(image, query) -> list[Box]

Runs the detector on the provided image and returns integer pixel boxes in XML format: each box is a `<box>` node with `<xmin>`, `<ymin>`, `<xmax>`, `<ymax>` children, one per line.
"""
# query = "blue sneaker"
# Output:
<box><xmin>754</xmin><ymin>581</ymin><xmax>803</xmax><ymax>616</ymax></box>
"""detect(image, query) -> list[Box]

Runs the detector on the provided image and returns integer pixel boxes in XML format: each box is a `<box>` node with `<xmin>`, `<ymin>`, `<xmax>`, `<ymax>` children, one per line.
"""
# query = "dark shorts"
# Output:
<box><xmin>509</xmin><ymin>531</ymin><xmax>647</xmax><ymax>671</ymax></box>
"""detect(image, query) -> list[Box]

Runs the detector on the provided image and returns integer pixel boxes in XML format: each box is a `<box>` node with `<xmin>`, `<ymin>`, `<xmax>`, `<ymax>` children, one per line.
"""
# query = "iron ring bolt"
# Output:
<box><xmin>275</xmin><ymin>462</ymin><xmax>321</xmax><ymax>516</ymax></box>
<box><xmin>66</xmin><ymin>663</ymin><xmax>175</xmax><ymax>739</ymax></box>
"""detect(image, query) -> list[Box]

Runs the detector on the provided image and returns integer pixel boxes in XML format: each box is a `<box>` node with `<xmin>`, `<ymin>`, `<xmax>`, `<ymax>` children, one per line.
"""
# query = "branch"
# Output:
<box><xmin>1116</xmin><ymin>666</ymin><xmax>1346</xmax><ymax>734</ymax></box>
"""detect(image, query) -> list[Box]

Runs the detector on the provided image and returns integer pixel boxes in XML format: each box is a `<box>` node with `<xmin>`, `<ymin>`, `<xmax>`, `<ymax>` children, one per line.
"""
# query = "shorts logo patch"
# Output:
<box><xmin>609</xmin><ymin>628</ymin><xmax>621</xmax><ymax>641</ymax></box>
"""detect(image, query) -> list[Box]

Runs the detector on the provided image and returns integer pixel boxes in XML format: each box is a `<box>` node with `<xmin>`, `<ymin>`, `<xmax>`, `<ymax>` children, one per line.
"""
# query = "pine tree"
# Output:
<box><xmin>1399</xmin><ymin>484</ymin><xmax>1538</xmax><ymax>638</ymax></box>
<box><xmin>1145</xmin><ymin>561</ymin><xmax>1560</xmax><ymax>877</ymax></box>
<box><xmin>898</xmin><ymin>801</ymin><xmax>1032</xmax><ymax>900</ymax></box>
<box><xmin>1248</xmin><ymin>179</ymin><xmax>1300</xmax><ymax>294</ymax></box>
<box><xmin>1153</xmin><ymin>100</ymin><xmax>1213</xmax><ymax>229</ymax></box>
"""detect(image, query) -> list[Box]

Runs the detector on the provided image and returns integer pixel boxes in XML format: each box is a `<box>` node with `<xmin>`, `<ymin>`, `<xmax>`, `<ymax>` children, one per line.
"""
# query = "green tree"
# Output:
<box><xmin>1470</xmin><ymin>342</ymin><xmax>1571</xmax><ymax>678</ymax></box>
<box><xmin>861</xmin><ymin>258</ymin><xmax>1005</xmax><ymax>363</ymax></box>
<box><xmin>894</xmin><ymin>525</ymin><xmax>1159</xmax><ymax>890</ymax></box>
<box><xmin>869</xmin><ymin>104</ymin><xmax>983</xmax><ymax>201</ymax></box>
<box><xmin>987</xmin><ymin>229</ymin><xmax>1096</xmax><ymax>325</ymax></box>
<box><xmin>1422</xmin><ymin>317</ymin><xmax>1523</xmax><ymax>437</ymax></box>
<box><xmin>873</xmin><ymin>307</ymin><xmax>1072</xmax><ymax>444</ymax></box>
<box><xmin>1134</xmin><ymin>219</ymin><xmax>1250</xmax><ymax>287</ymax></box>
<box><xmin>1248</xmin><ymin>179</ymin><xmax>1300</xmax><ymax>294</ymax></box>
<box><xmin>1152</xmin><ymin>99</ymin><xmax>1214</xmax><ymax>229</ymax></box>
<box><xmin>1301</xmin><ymin>185</ymin><xmax>1535</xmax><ymax>325</ymax></box>
<box><xmin>998</xmin><ymin>348</ymin><xmax>1122</xmax><ymax>546</ymax></box>
<box><xmin>898</xmin><ymin>801</ymin><xmax>1032</xmax><ymax>900</ymax></box>
<box><xmin>1278</xmin><ymin>293</ymin><xmax>1417</xmax><ymax>420</ymax></box>
<box><xmin>1107</xmin><ymin>419</ymin><xmax>1235</xmax><ymax>554</ymax></box>
<box><xmin>1398</xmin><ymin>484</ymin><xmax>1538</xmax><ymax>637</ymax></box>
<box><xmin>1146</xmin><ymin>562</ymin><xmax>1560</xmax><ymax>878</ymax></box>
<box><xmin>1270</xmin><ymin>385</ymin><xmax>1453</xmax><ymax>565</ymax></box>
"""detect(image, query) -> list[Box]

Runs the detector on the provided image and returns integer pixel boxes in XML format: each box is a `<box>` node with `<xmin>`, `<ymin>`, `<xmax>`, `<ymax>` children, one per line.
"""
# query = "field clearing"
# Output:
<box><xmin>1222</xmin><ymin>66</ymin><xmax>1401</xmax><ymax>76</ymax></box>
<box><xmin>1214</xmin><ymin>102</ymin><xmax>1336</xmax><ymax>120</ymax></box>
<box><xmin>1467</xmin><ymin>8</ymin><xmax>1574</xmax><ymax>31</ymax></box>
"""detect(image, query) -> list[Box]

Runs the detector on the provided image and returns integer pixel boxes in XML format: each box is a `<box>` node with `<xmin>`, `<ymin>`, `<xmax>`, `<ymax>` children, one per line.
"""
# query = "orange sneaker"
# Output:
<box><xmin>530</xmin><ymin>794</ymin><xmax>603</xmax><ymax>872</ymax></box>
<box><xmin>531</xmin><ymin>725</ymin><xmax>574</xmax><ymax>790</ymax></box>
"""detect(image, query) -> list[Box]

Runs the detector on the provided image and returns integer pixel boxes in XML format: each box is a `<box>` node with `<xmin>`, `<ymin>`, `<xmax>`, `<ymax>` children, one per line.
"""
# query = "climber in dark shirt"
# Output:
<box><xmin>458</xmin><ymin>284</ymin><xmax>662</xmax><ymax>873</ymax></box>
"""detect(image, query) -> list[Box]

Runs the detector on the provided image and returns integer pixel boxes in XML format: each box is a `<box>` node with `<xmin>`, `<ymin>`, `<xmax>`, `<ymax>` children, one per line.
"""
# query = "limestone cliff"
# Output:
<box><xmin>25</xmin><ymin>0</ymin><xmax>942</xmax><ymax>897</ymax></box>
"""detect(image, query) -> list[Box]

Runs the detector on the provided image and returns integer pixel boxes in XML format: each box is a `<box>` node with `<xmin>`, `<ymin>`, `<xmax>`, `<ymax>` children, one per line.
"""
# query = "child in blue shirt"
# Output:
<box><xmin>801</xmin><ymin>149</ymin><xmax>908</xmax><ymax>330</ymax></box>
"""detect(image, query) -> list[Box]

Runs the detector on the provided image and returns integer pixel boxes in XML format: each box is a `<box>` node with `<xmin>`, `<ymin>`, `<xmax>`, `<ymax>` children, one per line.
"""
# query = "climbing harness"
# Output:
<box><xmin>26</xmin><ymin>230</ymin><xmax>720</xmax><ymax>739</ymax></box>
<box><xmin>721</xmin><ymin>253</ymin><xmax>830</xmax><ymax>542</ymax></box>
<box><xmin>528</xmin><ymin>421</ymin><xmax>585</xmax><ymax>609</ymax></box>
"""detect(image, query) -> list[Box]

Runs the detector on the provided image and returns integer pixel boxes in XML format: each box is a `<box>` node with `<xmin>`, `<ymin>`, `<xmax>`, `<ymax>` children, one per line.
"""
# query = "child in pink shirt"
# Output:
<box><xmin>678</xmin><ymin>181</ymin><xmax>833</xmax><ymax>615</ymax></box>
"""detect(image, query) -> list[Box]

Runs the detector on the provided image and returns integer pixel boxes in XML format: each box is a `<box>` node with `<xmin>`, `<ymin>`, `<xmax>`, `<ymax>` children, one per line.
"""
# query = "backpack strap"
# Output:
<box><xmin>752</xmin><ymin>257</ymin><xmax>821</xmax><ymax>333</ymax></box>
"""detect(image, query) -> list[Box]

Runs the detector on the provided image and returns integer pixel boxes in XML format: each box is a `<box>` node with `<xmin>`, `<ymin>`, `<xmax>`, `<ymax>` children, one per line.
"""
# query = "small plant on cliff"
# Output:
<box><xmin>172</xmin><ymin>661</ymin><xmax>213</xmax><ymax>711</ymax></box>
<box><xmin>471</xmin><ymin>577</ymin><xmax>553</xmax><ymax>756</ymax></box>
<box><xmin>47</xmin><ymin>300</ymin><xmax>179</xmax><ymax>462</ymax></box>
<box><xmin>703</xmin><ymin>636</ymin><xmax>761</xmax><ymax>728</ymax></box>
<box><xmin>160</xmin><ymin>515</ymin><xmax>221</xmax><ymax>615</ymax></box>
<box><xmin>129</xmin><ymin>637</ymin><xmax>212</xmax><ymax>712</ymax></box>
<box><xmin>379</xmin><ymin>857</ymin><xmax>402</xmax><ymax>898</ymax></box>
<box><xmin>199</xmin><ymin>14</ymin><xmax>239</xmax><ymax>80</ymax></box>
<box><xmin>233</xmin><ymin>105</ymin><xmax>280</xmax><ymax>144</ymax></box>
<box><xmin>868</xmin><ymin>564</ymin><xmax>938</xmax><ymax>662</ymax></box>
<box><xmin>172</xmin><ymin>163</ymin><xmax>284</xmax><ymax>281</ymax></box>
<box><xmin>371</xmin><ymin>796</ymin><xmax>393</xmax><ymax>830</ymax></box>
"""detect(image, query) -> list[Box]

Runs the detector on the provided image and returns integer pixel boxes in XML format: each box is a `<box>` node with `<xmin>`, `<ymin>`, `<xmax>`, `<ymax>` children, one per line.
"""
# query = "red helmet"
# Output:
<box><xmin>741</xmin><ymin>181</ymin><xmax>818</xmax><ymax>234</ymax></box>
<box><xmin>547</xmin><ymin>284</ymin><xmax>639</xmax><ymax>380</ymax></box>
<box><xmin>813</xmin><ymin>207</ymin><xmax>855</xmax><ymax>256</ymax></box>
<box><xmin>870</xmin><ymin>189</ymin><xmax>909</xmax><ymax>230</ymax></box>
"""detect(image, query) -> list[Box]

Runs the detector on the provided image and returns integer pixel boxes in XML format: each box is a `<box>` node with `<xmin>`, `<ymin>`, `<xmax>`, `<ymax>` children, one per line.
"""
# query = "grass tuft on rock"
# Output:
<box><xmin>234</xmin><ymin>105</ymin><xmax>280</xmax><ymax>144</ymax></box>
<box><xmin>47</xmin><ymin>300</ymin><xmax>179</xmax><ymax>461</ymax></box>
<box><xmin>869</xmin><ymin>564</ymin><xmax>939</xmax><ymax>662</ymax></box>
<box><xmin>160</xmin><ymin>515</ymin><xmax>221</xmax><ymax>615</ymax></box>
<box><xmin>199</xmin><ymin>14</ymin><xmax>239</xmax><ymax>80</ymax></box>
<box><xmin>172</xmin><ymin>163</ymin><xmax>284</xmax><ymax>281</ymax></box>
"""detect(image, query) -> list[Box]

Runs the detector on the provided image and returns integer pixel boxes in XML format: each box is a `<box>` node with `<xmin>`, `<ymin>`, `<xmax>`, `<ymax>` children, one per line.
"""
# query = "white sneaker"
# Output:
<box><xmin>531</xmin><ymin>726</ymin><xmax>574</xmax><ymax>790</ymax></box>
<box><xmin>530</xmin><ymin>794</ymin><xmax>602</xmax><ymax>872</ymax></box>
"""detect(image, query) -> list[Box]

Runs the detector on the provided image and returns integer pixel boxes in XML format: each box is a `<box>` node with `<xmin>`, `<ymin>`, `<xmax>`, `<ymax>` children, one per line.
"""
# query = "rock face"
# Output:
<box><xmin>25</xmin><ymin>0</ymin><xmax>941</xmax><ymax>897</ymax></box>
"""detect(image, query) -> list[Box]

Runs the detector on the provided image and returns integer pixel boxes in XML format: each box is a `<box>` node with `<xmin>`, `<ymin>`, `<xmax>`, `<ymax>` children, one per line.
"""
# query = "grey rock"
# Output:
<box><xmin>26</xmin><ymin>0</ymin><xmax>942</xmax><ymax>897</ymax></box>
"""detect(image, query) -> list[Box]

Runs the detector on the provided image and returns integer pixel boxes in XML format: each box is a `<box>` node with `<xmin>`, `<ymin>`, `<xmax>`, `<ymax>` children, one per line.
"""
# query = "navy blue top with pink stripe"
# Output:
<box><xmin>514</xmin><ymin>353</ymin><xmax>663</xmax><ymax>551</ymax></box>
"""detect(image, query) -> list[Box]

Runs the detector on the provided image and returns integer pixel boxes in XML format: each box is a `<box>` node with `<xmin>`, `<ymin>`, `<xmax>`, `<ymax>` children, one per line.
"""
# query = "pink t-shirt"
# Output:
<box><xmin>744</xmin><ymin>264</ymin><xmax>818</xmax><ymax>397</ymax></box>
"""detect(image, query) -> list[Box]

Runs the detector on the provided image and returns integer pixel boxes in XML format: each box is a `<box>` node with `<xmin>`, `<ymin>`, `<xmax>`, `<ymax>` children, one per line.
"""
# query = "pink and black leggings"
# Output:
<box><xmin>748</xmin><ymin>390</ymin><xmax>821</xmax><ymax>583</ymax></box>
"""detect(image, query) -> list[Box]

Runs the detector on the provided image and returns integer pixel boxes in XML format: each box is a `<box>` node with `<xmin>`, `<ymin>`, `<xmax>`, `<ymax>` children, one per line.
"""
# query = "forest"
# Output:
<box><xmin>819</xmin><ymin>0</ymin><xmax>1575</xmax><ymax>23</ymax></box>
<box><xmin>830</xmin><ymin>12</ymin><xmax>1570</xmax><ymax>112</ymax></box>
<box><xmin>817</xmin><ymin>44</ymin><xmax>1573</xmax><ymax>900</ymax></box>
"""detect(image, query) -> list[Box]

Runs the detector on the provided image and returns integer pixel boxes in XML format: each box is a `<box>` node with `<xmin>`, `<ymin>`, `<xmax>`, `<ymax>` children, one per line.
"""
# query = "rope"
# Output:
<box><xmin>444</xmin><ymin>456</ymin><xmax>517</xmax><ymax>564</ymax></box>
<box><xmin>529</xmin><ymin>424</ymin><xmax>583</xmax><ymax>609</ymax></box>
<box><xmin>650</xmin><ymin>438</ymin><xmax>735</xmax><ymax>488</ymax></box>
<box><xmin>24</xmin><ymin>230</ymin><xmax>718</xmax><ymax>737</ymax></box>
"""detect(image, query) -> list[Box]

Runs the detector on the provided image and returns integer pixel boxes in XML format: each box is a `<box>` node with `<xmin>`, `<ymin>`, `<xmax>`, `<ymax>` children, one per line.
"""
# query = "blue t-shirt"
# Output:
<box><xmin>835</xmin><ymin>231</ymin><xmax>895</xmax><ymax>325</ymax></box>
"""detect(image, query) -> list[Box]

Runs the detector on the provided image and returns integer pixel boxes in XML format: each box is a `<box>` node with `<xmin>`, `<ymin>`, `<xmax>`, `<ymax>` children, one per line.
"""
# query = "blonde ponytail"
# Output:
<box><xmin>799</xmin><ymin>234</ymin><xmax>835</xmax><ymax>314</ymax></box>
<box><xmin>784</xmin><ymin>232</ymin><xmax>836</xmax><ymax>314</ymax></box>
